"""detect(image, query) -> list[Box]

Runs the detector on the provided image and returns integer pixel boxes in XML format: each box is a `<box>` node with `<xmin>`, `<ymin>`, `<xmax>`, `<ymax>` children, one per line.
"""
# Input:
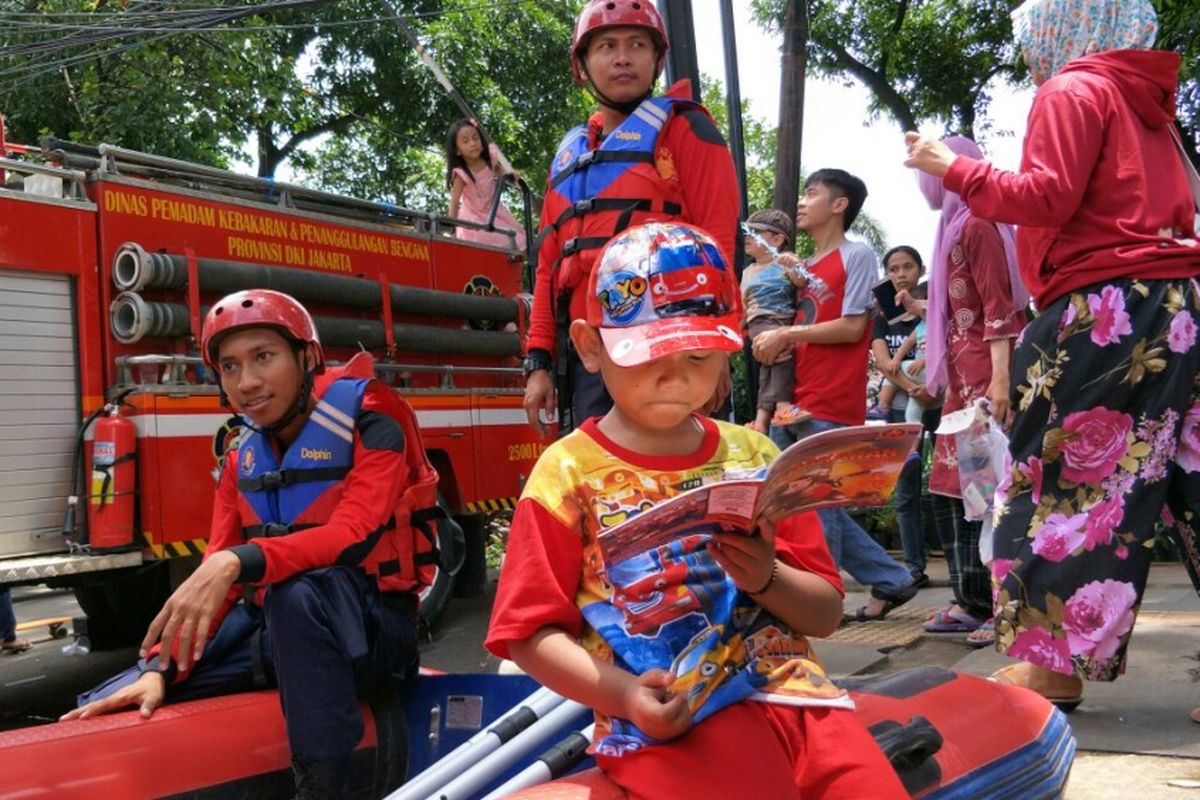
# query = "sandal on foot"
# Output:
<box><xmin>771</xmin><ymin>405</ymin><xmax>812</xmax><ymax>426</ymax></box>
<box><xmin>965</xmin><ymin>619</ymin><xmax>995</xmax><ymax>648</ymax></box>
<box><xmin>989</xmin><ymin>663</ymin><xmax>1083</xmax><ymax>712</ymax></box>
<box><xmin>923</xmin><ymin>606</ymin><xmax>985</xmax><ymax>633</ymax></box>
<box><xmin>844</xmin><ymin>586</ymin><xmax>917</xmax><ymax>623</ymax></box>
<box><xmin>1</xmin><ymin>637</ymin><xmax>31</xmax><ymax>654</ymax></box>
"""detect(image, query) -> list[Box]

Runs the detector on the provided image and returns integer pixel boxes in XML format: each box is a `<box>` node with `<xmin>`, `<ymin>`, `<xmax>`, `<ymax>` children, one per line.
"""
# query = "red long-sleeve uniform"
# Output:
<box><xmin>527</xmin><ymin>82</ymin><xmax>741</xmax><ymax>357</ymax></box>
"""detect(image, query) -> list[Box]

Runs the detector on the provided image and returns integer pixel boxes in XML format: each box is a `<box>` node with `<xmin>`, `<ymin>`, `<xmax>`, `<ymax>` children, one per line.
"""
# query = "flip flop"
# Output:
<box><xmin>1</xmin><ymin>637</ymin><xmax>31</xmax><ymax>654</ymax></box>
<box><xmin>989</xmin><ymin>663</ymin><xmax>1083</xmax><ymax>712</ymax></box>
<box><xmin>965</xmin><ymin>619</ymin><xmax>995</xmax><ymax>648</ymax></box>
<box><xmin>923</xmin><ymin>607</ymin><xmax>985</xmax><ymax>633</ymax></box>
<box><xmin>771</xmin><ymin>405</ymin><xmax>813</xmax><ymax>426</ymax></box>
<box><xmin>843</xmin><ymin>585</ymin><xmax>917</xmax><ymax>623</ymax></box>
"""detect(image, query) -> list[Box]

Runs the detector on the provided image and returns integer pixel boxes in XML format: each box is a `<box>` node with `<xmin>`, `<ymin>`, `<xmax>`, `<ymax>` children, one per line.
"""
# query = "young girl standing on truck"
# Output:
<box><xmin>445</xmin><ymin>118</ymin><xmax>525</xmax><ymax>250</ymax></box>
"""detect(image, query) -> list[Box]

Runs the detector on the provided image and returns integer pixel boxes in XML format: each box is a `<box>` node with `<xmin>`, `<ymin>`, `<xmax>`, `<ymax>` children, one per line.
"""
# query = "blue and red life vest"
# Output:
<box><xmin>235</xmin><ymin>377</ymin><xmax>441</xmax><ymax>596</ymax></box>
<box><xmin>539</xmin><ymin>94</ymin><xmax>702</xmax><ymax>298</ymax></box>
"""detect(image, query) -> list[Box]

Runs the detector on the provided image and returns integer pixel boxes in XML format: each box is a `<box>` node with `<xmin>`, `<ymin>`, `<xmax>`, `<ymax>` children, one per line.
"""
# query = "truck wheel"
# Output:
<box><xmin>452</xmin><ymin>513</ymin><xmax>488</xmax><ymax>599</ymax></box>
<box><xmin>418</xmin><ymin>496</ymin><xmax>465</xmax><ymax>631</ymax></box>
<box><xmin>72</xmin><ymin>563</ymin><xmax>171</xmax><ymax>649</ymax></box>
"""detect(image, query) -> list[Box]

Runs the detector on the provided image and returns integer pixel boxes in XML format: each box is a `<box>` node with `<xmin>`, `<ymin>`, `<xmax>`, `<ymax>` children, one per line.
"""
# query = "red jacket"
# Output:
<box><xmin>945</xmin><ymin>50</ymin><xmax>1200</xmax><ymax>308</ymax></box>
<box><xmin>155</xmin><ymin>354</ymin><xmax>419</xmax><ymax>683</ymax></box>
<box><xmin>527</xmin><ymin>81</ymin><xmax>740</xmax><ymax>356</ymax></box>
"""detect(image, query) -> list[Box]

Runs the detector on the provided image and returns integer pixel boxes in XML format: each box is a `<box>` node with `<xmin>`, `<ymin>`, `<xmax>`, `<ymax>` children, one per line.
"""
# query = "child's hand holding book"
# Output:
<box><xmin>709</xmin><ymin>518</ymin><xmax>777</xmax><ymax>596</ymax></box>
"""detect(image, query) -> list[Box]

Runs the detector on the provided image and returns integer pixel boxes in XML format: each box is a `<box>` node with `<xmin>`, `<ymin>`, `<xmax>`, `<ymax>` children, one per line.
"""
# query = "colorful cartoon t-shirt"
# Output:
<box><xmin>742</xmin><ymin>260</ymin><xmax>797</xmax><ymax>321</ymax></box>
<box><xmin>485</xmin><ymin>416</ymin><xmax>851</xmax><ymax>757</ymax></box>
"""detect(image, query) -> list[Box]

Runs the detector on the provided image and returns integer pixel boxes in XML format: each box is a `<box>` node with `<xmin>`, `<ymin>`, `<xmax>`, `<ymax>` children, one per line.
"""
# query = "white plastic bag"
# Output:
<box><xmin>936</xmin><ymin>400</ymin><xmax>1009</xmax><ymax>561</ymax></box>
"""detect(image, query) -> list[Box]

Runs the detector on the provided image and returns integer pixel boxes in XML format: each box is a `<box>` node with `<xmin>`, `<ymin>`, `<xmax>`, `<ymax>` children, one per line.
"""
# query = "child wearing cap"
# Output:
<box><xmin>486</xmin><ymin>223</ymin><xmax>907</xmax><ymax>798</ymax></box>
<box><xmin>741</xmin><ymin>208</ymin><xmax>810</xmax><ymax>433</ymax></box>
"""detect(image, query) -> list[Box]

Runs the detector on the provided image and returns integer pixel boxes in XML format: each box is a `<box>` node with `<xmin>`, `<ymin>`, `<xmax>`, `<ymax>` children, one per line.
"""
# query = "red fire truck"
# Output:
<box><xmin>0</xmin><ymin>122</ymin><xmax>548</xmax><ymax>641</ymax></box>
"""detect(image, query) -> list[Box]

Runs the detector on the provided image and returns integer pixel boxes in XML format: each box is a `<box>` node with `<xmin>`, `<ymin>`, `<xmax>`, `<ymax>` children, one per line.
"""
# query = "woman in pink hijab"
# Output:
<box><xmin>916</xmin><ymin>136</ymin><xmax>1028</xmax><ymax>640</ymax></box>
<box><xmin>906</xmin><ymin>0</ymin><xmax>1200</xmax><ymax>712</ymax></box>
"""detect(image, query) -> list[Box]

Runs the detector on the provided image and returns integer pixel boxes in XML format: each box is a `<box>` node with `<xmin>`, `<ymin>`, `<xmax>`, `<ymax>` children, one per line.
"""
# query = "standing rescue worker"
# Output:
<box><xmin>522</xmin><ymin>0</ymin><xmax>740</xmax><ymax>435</ymax></box>
<box><xmin>64</xmin><ymin>290</ymin><xmax>437</xmax><ymax>800</ymax></box>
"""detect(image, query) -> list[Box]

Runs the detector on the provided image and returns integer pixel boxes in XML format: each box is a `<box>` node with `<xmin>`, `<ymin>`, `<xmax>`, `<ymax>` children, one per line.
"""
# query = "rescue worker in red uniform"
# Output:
<box><xmin>65</xmin><ymin>290</ymin><xmax>436</xmax><ymax>800</ymax></box>
<box><xmin>522</xmin><ymin>0</ymin><xmax>740</xmax><ymax>435</ymax></box>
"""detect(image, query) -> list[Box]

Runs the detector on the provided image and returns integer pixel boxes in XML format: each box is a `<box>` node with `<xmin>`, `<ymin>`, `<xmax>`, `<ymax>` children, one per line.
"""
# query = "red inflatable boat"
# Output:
<box><xmin>0</xmin><ymin>668</ymin><xmax>1073</xmax><ymax>799</ymax></box>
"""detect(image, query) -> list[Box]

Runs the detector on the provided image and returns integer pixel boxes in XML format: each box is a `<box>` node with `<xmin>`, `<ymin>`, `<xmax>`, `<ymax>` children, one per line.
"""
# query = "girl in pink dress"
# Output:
<box><xmin>445</xmin><ymin>118</ymin><xmax>526</xmax><ymax>250</ymax></box>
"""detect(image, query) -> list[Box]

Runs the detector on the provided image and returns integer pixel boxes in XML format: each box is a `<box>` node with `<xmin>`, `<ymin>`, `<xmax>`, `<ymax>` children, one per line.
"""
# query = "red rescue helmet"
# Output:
<box><xmin>201</xmin><ymin>289</ymin><xmax>324</xmax><ymax>373</ymax></box>
<box><xmin>571</xmin><ymin>0</ymin><xmax>669</xmax><ymax>86</ymax></box>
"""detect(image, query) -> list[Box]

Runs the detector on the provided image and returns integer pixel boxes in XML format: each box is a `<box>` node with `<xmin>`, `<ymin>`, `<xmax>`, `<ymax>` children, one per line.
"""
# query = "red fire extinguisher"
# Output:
<box><xmin>88</xmin><ymin>405</ymin><xmax>138</xmax><ymax>550</ymax></box>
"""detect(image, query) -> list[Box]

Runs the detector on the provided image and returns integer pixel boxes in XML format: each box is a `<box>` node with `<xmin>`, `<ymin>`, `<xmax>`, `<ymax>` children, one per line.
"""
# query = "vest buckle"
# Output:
<box><xmin>573</xmin><ymin>199</ymin><xmax>594</xmax><ymax>215</ymax></box>
<box><xmin>258</xmin><ymin>470</ymin><xmax>285</xmax><ymax>490</ymax></box>
<box><xmin>262</xmin><ymin>522</ymin><xmax>291</xmax><ymax>537</ymax></box>
<box><xmin>576</xmin><ymin>150</ymin><xmax>596</xmax><ymax>167</ymax></box>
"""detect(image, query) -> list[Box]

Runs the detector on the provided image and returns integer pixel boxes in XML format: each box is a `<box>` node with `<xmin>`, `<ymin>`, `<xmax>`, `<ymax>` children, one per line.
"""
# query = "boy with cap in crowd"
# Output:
<box><xmin>488</xmin><ymin>222</ymin><xmax>906</xmax><ymax>798</ymax></box>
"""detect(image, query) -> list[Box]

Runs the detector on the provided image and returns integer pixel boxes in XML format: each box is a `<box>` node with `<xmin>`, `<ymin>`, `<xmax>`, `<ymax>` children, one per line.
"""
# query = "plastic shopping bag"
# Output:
<box><xmin>936</xmin><ymin>400</ymin><xmax>1009</xmax><ymax>561</ymax></box>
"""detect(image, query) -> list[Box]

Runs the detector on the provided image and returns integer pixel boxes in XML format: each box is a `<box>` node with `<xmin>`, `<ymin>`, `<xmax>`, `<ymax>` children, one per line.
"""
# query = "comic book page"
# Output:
<box><xmin>753</xmin><ymin>423</ymin><xmax>923</xmax><ymax>526</ymax></box>
<box><xmin>596</xmin><ymin>423</ymin><xmax>921</xmax><ymax>566</ymax></box>
<box><xmin>595</xmin><ymin>479</ymin><xmax>762</xmax><ymax>567</ymax></box>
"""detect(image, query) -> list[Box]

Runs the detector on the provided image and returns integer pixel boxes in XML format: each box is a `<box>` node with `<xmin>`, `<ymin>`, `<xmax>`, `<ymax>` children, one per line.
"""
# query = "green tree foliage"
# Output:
<box><xmin>1155</xmin><ymin>0</ymin><xmax>1200</xmax><ymax>155</ymax></box>
<box><xmin>298</xmin><ymin>0</ymin><xmax>591</xmax><ymax>212</ymax></box>
<box><xmin>0</xmin><ymin>0</ymin><xmax>590</xmax><ymax>210</ymax></box>
<box><xmin>751</xmin><ymin>0</ymin><xmax>1024</xmax><ymax>138</ymax></box>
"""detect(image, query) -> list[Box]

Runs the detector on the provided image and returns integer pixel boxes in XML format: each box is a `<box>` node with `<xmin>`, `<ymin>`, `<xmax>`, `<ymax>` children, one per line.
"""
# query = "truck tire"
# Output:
<box><xmin>418</xmin><ymin>495</ymin><xmax>465</xmax><ymax>631</ymax></box>
<box><xmin>72</xmin><ymin>562</ymin><xmax>171</xmax><ymax>649</ymax></box>
<box><xmin>452</xmin><ymin>513</ymin><xmax>488</xmax><ymax>599</ymax></box>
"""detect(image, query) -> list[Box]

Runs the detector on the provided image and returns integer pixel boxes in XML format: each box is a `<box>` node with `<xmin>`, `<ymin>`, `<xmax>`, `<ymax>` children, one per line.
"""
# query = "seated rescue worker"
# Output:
<box><xmin>64</xmin><ymin>289</ymin><xmax>437</xmax><ymax>799</ymax></box>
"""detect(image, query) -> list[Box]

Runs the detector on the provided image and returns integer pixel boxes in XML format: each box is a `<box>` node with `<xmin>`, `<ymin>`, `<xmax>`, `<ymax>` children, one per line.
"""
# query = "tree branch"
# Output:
<box><xmin>275</xmin><ymin>113</ymin><xmax>356</xmax><ymax>163</ymax></box>
<box><xmin>257</xmin><ymin>113</ymin><xmax>356</xmax><ymax>177</ymax></box>
<box><xmin>810</xmin><ymin>33</ymin><xmax>917</xmax><ymax>132</ymax></box>
<box><xmin>879</xmin><ymin>0</ymin><xmax>910</xmax><ymax>73</ymax></box>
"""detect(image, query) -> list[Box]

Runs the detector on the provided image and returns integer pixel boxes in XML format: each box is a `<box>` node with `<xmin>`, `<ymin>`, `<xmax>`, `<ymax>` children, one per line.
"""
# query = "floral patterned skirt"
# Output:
<box><xmin>991</xmin><ymin>277</ymin><xmax>1200</xmax><ymax>681</ymax></box>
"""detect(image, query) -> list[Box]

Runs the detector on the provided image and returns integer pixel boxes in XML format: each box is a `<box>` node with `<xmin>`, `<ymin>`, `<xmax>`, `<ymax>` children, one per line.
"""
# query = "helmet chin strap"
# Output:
<box><xmin>581</xmin><ymin>60</ymin><xmax>658</xmax><ymax>117</ymax></box>
<box><xmin>589</xmin><ymin>82</ymin><xmax>652</xmax><ymax>116</ymax></box>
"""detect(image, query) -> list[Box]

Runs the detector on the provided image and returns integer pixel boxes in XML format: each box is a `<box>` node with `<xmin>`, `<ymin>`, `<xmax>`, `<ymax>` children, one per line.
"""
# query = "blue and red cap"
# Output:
<box><xmin>585</xmin><ymin>222</ymin><xmax>743</xmax><ymax>367</ymax></box>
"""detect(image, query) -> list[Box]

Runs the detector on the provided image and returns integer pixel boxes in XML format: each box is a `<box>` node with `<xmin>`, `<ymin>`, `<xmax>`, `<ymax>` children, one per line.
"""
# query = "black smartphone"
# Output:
<box><xmin>872</xmin><ymin>279</ymin><xmax>907</xmax><ymax>324</ymax></box>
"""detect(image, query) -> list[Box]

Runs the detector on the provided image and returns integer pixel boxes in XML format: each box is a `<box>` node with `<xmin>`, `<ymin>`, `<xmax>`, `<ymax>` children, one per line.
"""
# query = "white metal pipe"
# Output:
<box><xmin>387</xmin><ymin>687</ymin><xmax>567</xmax><ymax>800</ymax></box>
<box><xmin>426</xmin><ymin>698</ymin><xmax>590</xmax><ymax>800</ymax></box>
<box><xmin>480</xmin><ymin>724</ymin><xmax>596</xmax><ymax>800</ymax></box>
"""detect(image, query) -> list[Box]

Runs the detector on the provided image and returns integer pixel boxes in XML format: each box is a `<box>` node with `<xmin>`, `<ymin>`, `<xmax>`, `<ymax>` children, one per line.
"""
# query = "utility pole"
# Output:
<box><xmin>773</xmin><ymin>0</ymin><xmax>808</xmax><ymax>222</ymax></box>
<box><xmin>718</xmin><ymin>0</ymin><xmax>748</xmax><ymax>221</ymax></box>
<box><xmin>659</xmin><ymin>0</ymin><xmax>700</xmax><ymax>100</ymax></box>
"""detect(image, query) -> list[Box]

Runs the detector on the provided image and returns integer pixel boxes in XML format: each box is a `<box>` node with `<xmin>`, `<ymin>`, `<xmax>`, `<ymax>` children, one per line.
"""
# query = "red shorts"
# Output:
<box><xmin>595</xmin><ymin>701</ymin><xmax>908</xmax><ymax>799</ymax></box>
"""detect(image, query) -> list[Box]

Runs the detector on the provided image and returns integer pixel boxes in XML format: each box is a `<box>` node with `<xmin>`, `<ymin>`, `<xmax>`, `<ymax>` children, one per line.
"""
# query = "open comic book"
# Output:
<box><xmin>581</xmin><ymin>423</ymin><xmax>922</xmax><ymax>757</ymax></box>
<box><xmin>597</xmin><ymin>422</ymin><xmax>923</xmax><ymax>567</ymax></box>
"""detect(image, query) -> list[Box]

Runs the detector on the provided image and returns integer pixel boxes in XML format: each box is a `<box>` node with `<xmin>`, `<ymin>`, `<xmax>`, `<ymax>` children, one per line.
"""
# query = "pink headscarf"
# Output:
<box><xmin>917</xmin><ymin>136</ymin><xmax>1029</xmax><ymax>395</ymax></box>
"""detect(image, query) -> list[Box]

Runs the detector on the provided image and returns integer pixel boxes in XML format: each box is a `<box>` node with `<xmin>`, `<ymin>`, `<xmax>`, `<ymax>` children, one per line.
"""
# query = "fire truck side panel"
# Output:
<box><xmin>470</xmin><ymin>394</ymin><xmax>542</xmax><ymax>513</ymax></box>
<box><xmin>430</xmin><ymin>238</ymin><xmax>521</xmax><ymax>308</ymax></box>
<box><xmin>85</xmin><ymin>173</ymin><xmax>549</xmax><ymax>561</ymax></box>
<box><xmin>0</xmin><ymin>191</ymin><xmax>99</xmax><ymax>559</ymax></box>
<box><xmin>143</xmin><ymin>395</ymin><xmax>225</xmax><ymax>552</ymax></box>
